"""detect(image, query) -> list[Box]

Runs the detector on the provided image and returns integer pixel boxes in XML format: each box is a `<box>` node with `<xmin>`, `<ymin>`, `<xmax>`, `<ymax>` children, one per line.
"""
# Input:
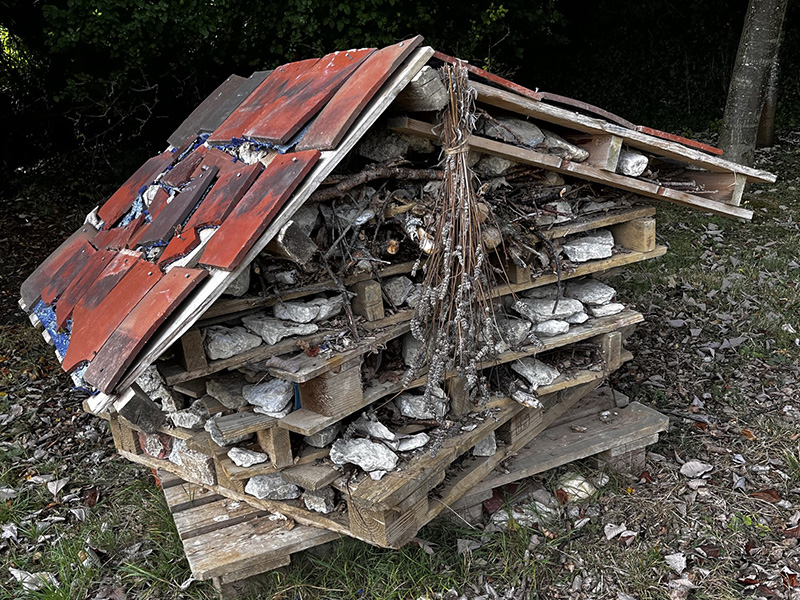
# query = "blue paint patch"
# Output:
<box><xmin>294</xmin><ymin>383</ymin><xmax>301</xmax><ymax>410</ymax></box>
<box><xmin>70</xmin><ymin>364</ymin><xmax>89</xmax><ymax>389</ymax></box>
<box><xmin>34</xmin><ymin>300</ymin><xmax>71</xmax><ymax>360</ymax></box>
<box><xmin>119</xmin><ymin>197</ymin><xmax>148</xmax><ymax>227</ymax></box>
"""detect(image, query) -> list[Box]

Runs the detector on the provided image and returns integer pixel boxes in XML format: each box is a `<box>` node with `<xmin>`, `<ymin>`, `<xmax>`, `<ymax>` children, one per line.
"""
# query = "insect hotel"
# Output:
<box><xmin>20</xmin><ymin>36</ymin><xmax>775</xmax><ymax>596</ymax></box>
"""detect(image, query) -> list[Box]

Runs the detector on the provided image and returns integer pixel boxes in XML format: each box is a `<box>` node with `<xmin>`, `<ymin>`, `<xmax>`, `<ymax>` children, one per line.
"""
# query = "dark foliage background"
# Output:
<box><xmin>1</xmin><ymin>0</ymin><xmax>798</xmax><ymax>193</ymax></box>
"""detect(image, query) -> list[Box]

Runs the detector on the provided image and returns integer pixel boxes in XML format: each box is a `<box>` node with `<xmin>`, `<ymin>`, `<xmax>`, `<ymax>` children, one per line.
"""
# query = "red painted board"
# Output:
<box><xmin>635</xmin><ymin>125</ymin><xmax>724</xmax><ymax>156</ymax></box>
<box><xmin>207</xmin><ymin>58</ymin><xmax>320</xmax><ymax>145</ymax></box>
<box><xmin>147</xmin><ymin>187</ymin><xmax>171</xmax><ymax>220</ymax></box>
<box><xmin>91</xmin><ymin>214</ymin><xmax>146</xmax><ymax>251</ymax></box>
<box><xmin>538</xmin><ymin>91</ymin><xmax>635</xmax><ymax>130</ymax></box>
<box><xmin>433</xmin><ymin>51</ymin><xmax>544</xmax><ymax>102</ymax></box>
<box><xmin>157</xmin><ymin>162</ymin><xmax>263</xmax><ymax>268</ymax></box>
<box><xmin>162</xmin><ymin>146</ymin><xmax>208</xmax><ymax>188</ymax></box>
<box><xmin>245</xmin><ymin>48</ymin><xmax>375</xmax><ymax>145</ymax></box>
<box><xmin>199</xmin><ymin>150</ymin><xmax>320</xmax><ymax>270</ymax></box>
<box><xmin>55</xmin><ymin>248</ymin><xmax>117</xmax><ymax>330</ymax></box>
<box><xmin>62</xmin><ymin>257</ymin><xmax>162</xmax><ymax>372</ymax></box>
<box><xmin>83</xmin><ymin>267</ymin><xmax>208</xmax><ymax>393</ymax></box>
<box><xmin>297</xmin><ymin>37</ymin><xmax>422</xmax><ymax>151</ymax></box>
<box><xmin>130</xmin><ymin>165</ymin><xmax>219</xmax><ymax>248</ymax></box>
<box><xmin>40</xmin><ymin>240</ymin><xmax>96</xmax><ymax>305</ymax></box>
<box><xmin>20</xmin><ymin>223</ymin><xmax>97</xmax><ymax>311</ymax></box>
<box><xmin>192</xmin><ymin>147</ymin><xmax>240</xmax><ymax>178</ymax></box>
<box><xmin>98</xmin><ymin>151</ymin><xmax>174</xmax><ymax>227</ymax></box>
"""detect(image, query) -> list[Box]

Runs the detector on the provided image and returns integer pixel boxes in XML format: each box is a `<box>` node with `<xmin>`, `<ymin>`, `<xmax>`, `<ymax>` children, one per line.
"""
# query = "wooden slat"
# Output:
<box><xmin>91</xmin><ymin>215</ymin><xmax>147</xmax><ymax>251</ymax></box>
<box><xmin>199</xmin><ymin>150</ymin><xmax>320</xmax><ymax>270</ymax></box>
<box><xmin>83</xmin><ymin>267</ymin><xmax>208</xmax><ymax>393</ymax></box>
<box><xmin>297</xmin><ymin>36</ymin><xmax>422</xmax><ymax>151</ymax></box>
<box><xmin>391</xmin><ymin>116</ymin><xmax>755</xmax><ymax>220</ymax></box>
<box><xmin>19</xmin><ymin>223</ymin><xmax>97</xmax><ymax>311</ymax></box>
<box><xmin>207</xmin><ymin>59</ymin><xmax>319</xmax><ymax>145</ymax></box>
<box><xmin>219</xmin><ymin>447</ymin><xmax>330</xmax><ymax>481</ymax></box>
<box><xmin>214</xmin><ymin>411</ymin><xmax>276</xmax><ymax>440</ymax></box>
<box><xmin>39</xmin><ymin>239</ymin><xmax>96</xmax><ymax>305</ymax></box>
<box><xmin>469</xmin><ymin>81</ymin><xmax>775</xmax><ymax>183</ymax></box>
<box><xmin>433</xmin><ymin>50</ymin><xmax>543</xmax><ymax>102</ymax></box>
<box><xmin>245</xmin><ymin>48</ymin><xmax>375</xmax><ymax>144</ymax></box>
<box><xmin>281</xmin><ymin>464</ymin><xmax>339</xmax><ymax>491</ymax></box>
<box><xmin>62</xmin><ymin>257</ymin><xmax>161</xmax><ymax>372</ymax></box>
<box><xmin>636</xmin><ymin>125</ymin><xmax>723</xmax><ymax>156</ymax></box>
<box><xmin>172</xmin><ymin>498</ymin><xmax>266</xmax><ymax>540</ymax></box>
<box><xmin>98</xmin><ymin>151</ymin><xmax>175</xmax><ymax>227</ymax></box>
<box><xmin>161</xmin><ymin>146</ymin><xmax>208</xmax><ymax>188</ymax></box>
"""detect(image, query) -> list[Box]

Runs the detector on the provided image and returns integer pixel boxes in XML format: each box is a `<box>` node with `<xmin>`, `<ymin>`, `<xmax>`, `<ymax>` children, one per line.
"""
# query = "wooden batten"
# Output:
<box><xmin>348</xmin><ymin>496</ymin><xmax>429</xmax><ymax>549</ymax></box>
<box><xmin>609</xmin><ymin>217</ymin><xmax>656</xmax><ymax>253</ymax></box>
<box><xmin>350</xmin><ymin>279</ymin><xmax>385</xmax><ymax>321</ymax></box>
<box><xmin>179</xmin><ymin>327</ymin><xmax>209</xmax><ymax>372</ymax></box>
<box><xmin>256</xmin><ymin>427</ymin><xmax>294</xmax><ymax>469</ymax></box>
<box><xmin>566</xmin><ymin>133</ymin><xmax>622</xmax><ymax>172</ymax></box>
<box><xmin>298</xmin><ymin>357</ymin><xmax>363</xmax><ymax>417</ymax></box>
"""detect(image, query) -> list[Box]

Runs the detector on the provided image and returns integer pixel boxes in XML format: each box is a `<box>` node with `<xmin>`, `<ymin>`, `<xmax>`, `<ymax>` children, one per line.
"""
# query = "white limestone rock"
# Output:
<box><xmin>511</xmin><ymin>388</ymin><xmax>543</xmax><ymax>409</ymax></box>
<box><xmin>536</xmin><ymin>200</ymin><xmax>573</xmax><ymax>226</ymax></box>
<box><xmin>483</xmin><ymin>115</ymin><xmax>545</xmax><ymax>148</ymax></box>
<box><xmin>224</xmin><ymin>266</ymin><xmax>250</xmax><ymax>297</ymax></box>
<box><xmin>396</xmin><ymin>389</ymin><xmax>447</xmax><ymax>420</ymax></box>
<box><xmin>496</xmin><ymin>317</ymin><xmax>533</xmax><ymax>348</ymax></box>
<box><xmin>355</xmin><ymin>414</ymin><xmax>396</xmax><ymax>441</ymax></box>
<box><xmin>563</xmin><ymin>230</ymin><xmax>615</xmax><ymax>263</ymax></box>
<box><xmin>136</xmin><ymin>365</ymin><xmax>179</xmax><ymax>412</ymax></box>
<box><xmin>566</xmin><ymin>279</ymin><xmax>616</xmax><ymax>306</ymax></box>
<box><xmin>476</xmin><ymin>155</ymin><xmax>514</xmax><ymax>177</ymax></box>
<box><xmin>541</xmin><ymin>130</ymin><xmax>589</xmax><ymax>162</ymax></box>
<box><xmin>245</xmin><ymin>474</ymin><xmax>301</xmax><ymax>500</ymax></box>
<box><xmin>617</xmin><ymin>150</ymin><xmax>649</xmax><ymax>177</ymax></box>
<box><xmin>402</xmin><ymin>332</ymin><xmax>426</xmax><ymax>367</ymax></box>
<box><xmin>303</xmin><ymin>487</ymin><xmax>336</xmax><ymax>514</ymax></box>
<box><xmin>330</xmin><ymin>438</ymin><xmax>399</xmax><ymax>472</ymax></box>
<box><xmin>168</xmin><ymin>398</ymin><xmax>209</xmax><ymax>430</ymax></box>
<box><xmin>565</xmin><ymin>311</ymin><xmax>590</xmax><ymax>325</ymax></box>
<box><xmin>168</xmin><ymin>439</ymin><xmax>216</xmax><ymax>486</ymax></box>
<box><xmin>205</xmin><ymin>374</ymin><xmax>248</xmax><ymax>409</ymax></box>
<box><xmin>304</xmin><ymin>423</ymin><xmax>341</xmax><ymax>448</ymax></box>
<box><xmin>533</xmin><ymin>320</ymin><xmax>570</xmax><ymax>337</ymax></box>
<box><xmin>273</xmin><ymin>297</ymin><xmax>344</xmax><ymax>324</ymax></box>
<box><xmin>512</xmin><ymin>358</ymin><xmax>560</xmax><ymax>391</ymax></box>
<box><xmin>523</xmin><ymin>285</ymin><xmax>559</xmax><ymax>299</ymax></box>
<box><xmin>241</xmin><ymin>315</ymin><xmax>319</xmax><ymax>346</ymax></box>
<box><xmin>203</xmin><ymin>326</ymin><xmax>262</xmax><ymax>360</ymax></box>
<box><xmin>383</xmin><ymin>276</ymin><xmax>414</xmax><ymax>307</ymax></box>
<box><xmin>385</xmin><ymin>432</ymin><xmax>430</xmax><ymax>452</ymax></box>
<box><xmin>243</xmin><ymin>378</ymin><xmax>294</xmax><ymax>415</ymax></box>
<box><xmin>514</xmin><ymin>297</ymin><xmax>584</xmax><ymax>323</ymax></box>
<box><xmin>588</xmin><ymin>302</ymin><xmax>625</xmax><ymax>318</ymax></box>
<box><xmin>405</xmin><ymin>284</ymin><xmax>423</xmax><ymax>308</ymax></box>
<box><xmin>473</xmin><ymin>431</ymin><xmax>497</xmax><ymax>457</ymax></box>
<box><xmin>228</xmin><ymin>447</ymin><xmax>270</xmax><ymax>468</ymax></box>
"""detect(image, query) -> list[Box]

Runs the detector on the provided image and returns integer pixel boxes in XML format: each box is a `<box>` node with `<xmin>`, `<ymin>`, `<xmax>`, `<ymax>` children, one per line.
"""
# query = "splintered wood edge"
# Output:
<box><xmin>113</xmin><ymin>46</ymin><xmax>436</xmax><ymax>396</ymax></box>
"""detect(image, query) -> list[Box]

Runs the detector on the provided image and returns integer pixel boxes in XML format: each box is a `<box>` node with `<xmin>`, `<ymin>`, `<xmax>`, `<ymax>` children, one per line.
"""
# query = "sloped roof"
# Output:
<box><xmin>19</xmin><ymin>35</ymin><xmax>776</xmax><ymax>402</ymax></box>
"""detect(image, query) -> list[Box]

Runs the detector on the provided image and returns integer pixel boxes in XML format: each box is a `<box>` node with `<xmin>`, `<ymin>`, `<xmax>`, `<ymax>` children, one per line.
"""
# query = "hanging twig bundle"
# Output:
<box><xmin>407</xmin><ymin>61</ymin><xmax>498</xmax><ymax>409</ymax></box>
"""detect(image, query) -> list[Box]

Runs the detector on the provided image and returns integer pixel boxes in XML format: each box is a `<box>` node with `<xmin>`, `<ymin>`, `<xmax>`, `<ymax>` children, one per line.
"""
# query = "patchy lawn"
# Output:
<box><xmin>1</xmin><ymin>136</ymin><xmax>798</xmax><ymax>600</ymax></box>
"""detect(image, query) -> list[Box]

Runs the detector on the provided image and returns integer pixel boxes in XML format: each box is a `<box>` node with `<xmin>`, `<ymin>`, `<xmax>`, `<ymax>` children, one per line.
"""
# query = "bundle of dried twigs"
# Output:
<box><xmin>407</xmin><ymin>61</ymin><xmax>499</xmax><ymax>409</ymax></box>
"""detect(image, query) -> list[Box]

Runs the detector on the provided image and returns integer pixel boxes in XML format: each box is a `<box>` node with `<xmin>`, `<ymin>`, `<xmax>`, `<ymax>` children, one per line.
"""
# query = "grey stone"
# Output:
<box><xmin>588</xmin><ymin>302</ymin><xmax>625</xmax><ymax>318</ymax></box>
<box><xmin>536</xmin><ymin>201</ymin><xmax>573</xmax><ymax>226</ymax></box>
<box><xmin>405</xmin><ymin>134</ymin><xmax>435</xmax><ymax>154</ymax></box>
<box><xmin>511</xmin><ymin>388</ymin><xmax>542</xmax><ymax>409</ymax></box>
<box><xmin>566</xmin><ymin>311</ymin><xmax>590</xmax><ymax>325</ymax></box>
<box><xmin>383</xmin><ymin>276</ymin><xmax>414</xmax><ymax>307</ymax></box>
<box><xmin>253</xmin><ymin>403</ymin><xmax>293</xmax><ymax>418</ymax></box>
<box><xmin>228</xmin><ymin>447</ymin><xmax>270</xmax><ymax>468</ymax></box>
<box><xmin>579</xmin><ymin>199</ymin><xmax>619</xmax><ymax>214</ymax></box>
<box><xmin>483</xmin><ymin>116</ymin><xmax>545</xmax><ymax>148</ymax></box>
<box><xmin>617</xmin><ymin>150</ymin><xmax>649</xmax><ymax>177</ymax></box>
<box><xmin>168</xmin><ymin>440</ymin><xmax>216</xmax><ymax>486</ymax></box>
<box><xmin>291</xmin><ymin>204</ymin><xmax>321</xmax><ymax>236</ymax></box>
<box><xmin>203</xmin><ymin>326</ymin><xmax>262</xmax><ymax>360</ymax></box>
<box><xmin>523</xmin><ymin>285</ymin><xmax>560</xmax><ymax>300</ymax></box>
<box><xmin>330</xmin><ymin>438</ymin><xmax>399</xmax><ymax>472</ymax></box>
<box><xmin>533</xmin><ymin>320</ymin><xmax>570</xmax><ymax>337</ymax></box>
<box><xmin>386</xmin><ymin>432</ymin><xmax>430</xmax><ymax>452</ymax></box>
<box><xmin>241</xmin><ymin>315</ymin><xmax>319</xmax><ymax>346</ymax></box>
<box><xmin>204</xmin><ymin>418</ymin><xmax>251</xmax><ymax>447</ymax></box>
<box><xmin>304</xmin><ymin>423</ymin><xmax>341</xmax><ymax>448</ymax></box>
<box><xmin>243</xmin><ymin>378</ymin><xmax>294</xmax><ymax>414</ymax></box>
<box><xmin>541</xmin><ymin>130</ymin><xmax>589</xmax><ymax>162</ymax></box>
<box><xmin>136</xmin><ymin>365</ymin><xmax>179</xmax><ymax>412</ymax></box>
<box><xmin>405</xmin><ymin>284</ymin><xmax>423</xmax><ymax>308</ymax></box>
<box><xmin>513</xmin><ymin>297</ymin><xmax>584</xmax><ymax>323</ymax></box>
<box><xmin>512</xmin><ymin>358</ymin><xmax>560</xmax><ymax>391</ymax></box>
<box><xmin>303</xmin><ymin>487</ymin><xmax>336</xmax><ymax>514</ymax></box>
<box><xmin>476</xmin><ymin>154</ymin><xmax>514</xmax><ymax>176</ymax></box>
<box><xmin>396</xmin><ymin>389</ymin><xmax>447</xmax><ymax>419</ymax></box>
<box><xmin>357</xmin><ymin>129</ymin><xmax>409</xmax><ymax>162</ymax></box>
<box><xmin>402</xmin><ymin>332</ymin><xmax>426</xmax><ymax>367</ymax></box>
<box><xmin>223</xmin><ymin>266</ymin><xmax>250</xmax><ymax>297</ymax></box>
<box><xmin>245</xmin><ymin>474</ymin><xmax>301</xmax><ymax>500</ymax></box>
<box><xmin>355</xmin><ymin>414</ymin><xmax>396</xmax><ymax>441</ymax></box>
<box><xmin>566</xmin><ymin>279</ymin><xmax>616</xmax><ymax>306</ymax></box>
<box><xmin>205</xmin><ymin>374</ymin><xmax>248</xmax><ymax>409</ymax></box>
<box><xmin>473</xmin><ymin>431</ymin><xmax>497</xmax><ymax>457</ymax></box>
<box><xmin>562</xmin><ymin>230</ymin><xmax>615</xmax><ymax>263</ymax></box>
<box><xmin>168</xmin><ymin>398</ymin><xmax>208</xmax><ymax>430</ymax></box>
<box><xmin>266</xmin><ymin>269</ymin><xmax>297</xmax><ymax>286</ymax></box>
<box><xmin>496</xmin><ymin>317</ymin><xmax>532</xmax><ymax>347</ymax></box>
<box><xmin>273</xmin><ymin>297</ymin><xmax>344</xmax><ymax>324</ymax></box>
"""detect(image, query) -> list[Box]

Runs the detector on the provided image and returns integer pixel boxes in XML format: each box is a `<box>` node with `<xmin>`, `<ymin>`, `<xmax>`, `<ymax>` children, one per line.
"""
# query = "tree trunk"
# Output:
<box><xmin>756</xmin><ymin>26</ymin><xmax>784</xmax><ymax>148</ymax></box>
<box><xmin>719</xmin><ymin>0</ymin><xmax>788</xmax><ymax>166</ymax></box>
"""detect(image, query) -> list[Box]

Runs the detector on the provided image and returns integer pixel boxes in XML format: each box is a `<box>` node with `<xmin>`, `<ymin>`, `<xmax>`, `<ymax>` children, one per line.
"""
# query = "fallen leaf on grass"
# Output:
<box><xmin>750</xmin><ymin>489</ymin><xmax>781</xmax><ymax>503</ymax></box>
<box><xmin>46</xmin><ymin>477</ymin><xmax>69</xmax><ymax>499</ymax></box>
<box><xmin>741</xmin><ymin>429</ymin><xmax>757</xmax><ymax>441</ymax></box>
<box><xmin>0</xmin><ymin>487</ymin><xmax>18</xmax><ymax>500</ymax></box>
<box><xmin>412</xmin><ymin>537</ymin><xmax>436</xmax><ymax>555</ymax></box>
<box><xmin>680</xmin><ymin>460</ymin><xmax>712</xmax><ymax>478</ymax></box>
<box><xmin>9</xmin><ymin>568</ymin><xmax>58</xmax><ymax>591</ymax></box>
<box><xmin>782</xmin><ymin>567</ymin><xmax>799</xmax><ymax>588</ymax></box>
<box><xmin>457</xmin><ymin>539</ymin><xmax>482</xmax><ymax>555</ymax></box>
<box><xmin>604</xmin><ymin>522</ymin><xmax>627</xmax><ymax>540</ymax></box>
<box><xmin>783</xmin><ymin>525</ymin><xmax>800</xmax><ymax>538</ymax></box>
<box><xmin>668</xmin><ymin>578</ymin><xmax>697</xmax><ymax>600</ymax></box>
<box><xmin>664</xmin><ymin>552</ymin><xmax>687</xmax><ymax>574</ymax></box>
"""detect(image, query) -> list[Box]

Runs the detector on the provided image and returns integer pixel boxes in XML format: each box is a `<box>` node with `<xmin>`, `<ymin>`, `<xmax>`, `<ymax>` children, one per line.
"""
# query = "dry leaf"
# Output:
<box><xmin>750</xmin><ymin>489</ymin><xmax>781</xmax><ymax>503</ymax></box>
<box><xmin>679</xmin><ymin>460</ymin><xmax>712</xmax><ymax>478</ymax></box>
<box><xmin>741</xmin><ymin>429</ymin><xmax>757</xmax><ymax>441</ymax></box>
<box><xmin>605</xmin><ymin>522</ymin><xmax>627</xmax><ymax>540</ymax></box>
<box><xmin>664</xmin><ymin>552</ymin><xmax>687</xmax><ymax>574</ymax></box>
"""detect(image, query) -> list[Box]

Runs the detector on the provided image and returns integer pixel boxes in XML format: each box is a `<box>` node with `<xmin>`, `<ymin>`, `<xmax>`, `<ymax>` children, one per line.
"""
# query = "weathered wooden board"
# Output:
<box><xmin>208</xmin><ymin>59</ymin><xmax>319</xmax><ymax>145</ymax></box>
<box><xmin>19</xmin><ymin>223</ymin><xmax>97</xmax><ymax>311</ymax></box>
<box><xmin>636</xmin><ymin>125</ymin><xmax>723</xmax><ymax>156</ymax></box>
<box><xmin>167</xmin><ymin>71</ymin><xmax>271</xmax><ymax>148</ymax></box>
<box><xmin>245</xmin><ymin>48</ymin><xmax>375</xmax><ymax>145</ymax></box>
<box><xmin>146</xmin><ymin>187</ymin><xmax>171</xmax><ymax>220</ymax></box>
<box><xmin>54</xmin><ymin>248</ymin><xmax>117</xmax><ymax>330</ymax></box>
<box><xmin>83</xmin><ymin>267</ymin><xmax>208</xmax><ymax>392</ymax></box>
<box><xmin>433</xmin><ymin>50</ymin><xmax>543</xmax><ymax>102</ymax></box>
<box><xmin>62</xmin><ymin>258</ymin><xmax>161</xmax><ymax>372</ymax></box>
<box><xmin>98</xmin><ymin>151</ymin><xmax>175</xmax><ymax>227</ymax></box>
<box><xmin>162</xmin><ymin>146</ymin><xmax>208</xmax><ymax>188</ymax></box>
<box><xmin>39</xmin><ymin>239</ymin><xmax>96</xmax><ymax>305</ymax></box>
<box><xmin>131</xmin><ymin>166</ymin><xmax>218</xmax><ymax>248</ymax></box>
<box><xmin>297</xmin><ymin>37</ymin><xmax>421</xmax><ymax>151</ymax></box>
<box><xmin>91</xmin><ymin>215</ymin><xmax>147</xmax><ymax>251</ymax></box>
<box><xmin>199</xmin><ymin>150</ymin><xmax>320</xmax><ymax>270</ymax></box>
<box><xmin>172</xmin><ymin>497</ymin><xmax>266</xmax><ymax>540</ymax></box>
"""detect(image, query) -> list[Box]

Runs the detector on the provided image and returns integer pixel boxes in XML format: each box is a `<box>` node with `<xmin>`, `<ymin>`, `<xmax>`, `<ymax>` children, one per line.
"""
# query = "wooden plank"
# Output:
<box><xmin>98</xmin><ymin>151</ymin><xmax>175</xmax><ymax>227</ymax></box>
<box><xmin>608</xmin><ymin>217</ymin><xmax>656</xmax><ymax>253</ymax></box>
<box><xmin>114</xmin><ymin>47</ymin><xmax>435</xmax><ymax>395</ymax></box>
<box><xmin>39</xmin><ymin>239</ymin><xmax>96</xmax><ymax>305</ymax></box>
<box><xmin>172</xmin><ymin>498</ymin><xmax>266</xmax><ymax>540</ymax></box>
<box><xmin>256</xmin><ymin>427</ymin><xmax>293</xmax><ymax>469</ymax></box>
<box><xmin>297</xmin><ymin>37</ymin><xmax>422</xmax><ymax>151</ymax></box>
<box><xmin>298</xmin><ymin>358</ymin><xmax>363</xmax><ymax>417</ymax></box>
<box><xmin>130</xmin><ymin>165</ymin><xmax>218</xmax><ymax>248</ymax></box>
<box><xmin>391</xmin><ymin>116</ymin><xmax>754</xmax><ymax>220</ymax></box>
<box><xmin>566</xmin><ymin>133</ymin><xmax>622</xmax><ymax>172</ymax></box>
<box><xmin>199</xmin><ymin>151</ymin><xmax>320</xmax><ymax>270</ymax></box>
<box><xmin>161</xmin><ymin>146</ymin><xmax>208</xmax><ymax>188</ymax></box>
<box><xmin>433</xmin><ymin>50</ymin><xmax>543</xmax><ymax>102</ymax></box>
<box><xmin>214</xmin><ymin>411</ymin><xmax>276</xmax><ymax>439</ymax></box>
<box><xmin>162</xmin><ymin>478</ymin><xmax>223</xmax><ymax>513</ymax></box>
<box><xmin>348</xmin><ymin>496</ymin><xmax>428</xmax><ymax>549</ymax></box>
<box><xmin>207</xmin><ymin>59</ymin><xmax>319</xmax><ymax>145</ymax></box>
<box><xmin>83</xmin><ymin>267</ymin><xmax>208</xmax><ymax>393</ymax></box>
<box><xmin>167</xmin><ymin>71</ymin><xmax>271</xmax><ymax>148</ymax></box>
<box><xmin>469</xmin><ymin>81</ymin><xmax>775</xmax><ymax>183</ymax></box>
<box><xmin>178</xmin><ymin>327</ymin><xmax>208</xmax><ymax>373</ymax></box>
<box><xmin>277</xmin><ymin>408</ymin><xmax>336</xmax><ymax>436</ymax></box>
<box><xmin>91</xmin><ymin>215</ymin><xmax>147</xmax><ymax>251</ymax></box>
<box><xmin>542</xmin><ymin>206</ymin><xmax>655</xmax><ymax>240</ymax></box>
<box><xmin>62</xmin><ymin>258</ymin><xmax>162</xmax><ymax>372</ymax></box>
<box><xmin>173</xmin><ymin>378</ymin><xmax>209</xmax><ymax>399</ymax></box>
<box><xmin>281</xmin><ymin>464</ymin><xmax>339</xmax><ymax>491</ymax></box>
<box><xmin>220</xmin><ymin>447</ymin><xmax>330</xmax><ymax>481</ymax></box>
<box><xmin>636</xmin><ymin>125</ymin><xmax>723</xmax><ymax>156</ymax></box>
<box><xmin>660</xmin><ymin>171</ymin><xmax>746</xmax><ymax>206</ymax></box>
<box><xmin>474</xmin><ymin>402</ymin><xmax>668</xmax><ymax>493</ymax></box>
<box><xmin>245</xmin><ymin>48</ymin><xmax>375</xmax><ymax>144</ymax></box>
<box><xmin>19</xmin><ymin>223</ymin><xmax>97</xmax><ymax>311</ymax></box>
<box><xmin>350</xmin><ymin>280</ymin><xmax>384</xmax><ymax>321</ymax></box>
